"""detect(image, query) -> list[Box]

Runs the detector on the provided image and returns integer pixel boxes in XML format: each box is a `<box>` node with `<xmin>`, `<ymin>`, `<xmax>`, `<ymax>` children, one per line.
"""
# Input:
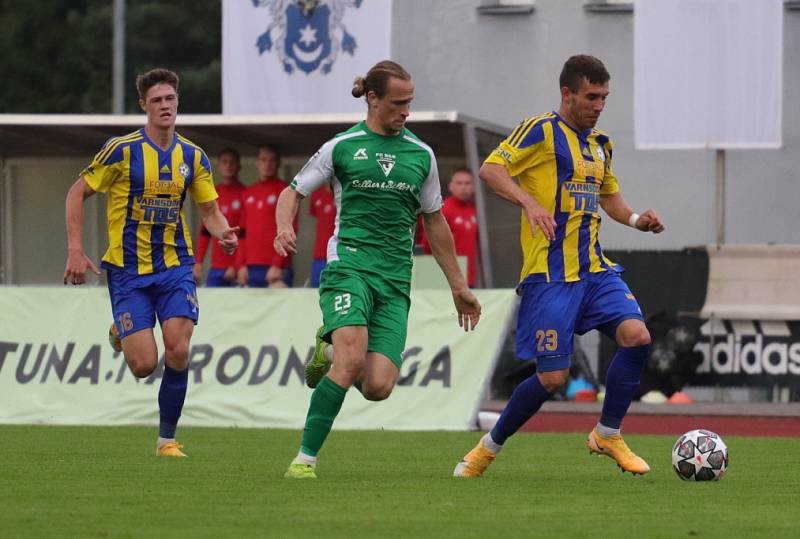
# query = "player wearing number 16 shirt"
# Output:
<box><xmin>63</xmin><ymin>68</ymin><xmax>239</xmax><ymax>458</ymax></box>
<box><xmin>274</xmin><ymin>60</ymin><xmax>482</xmax><ymax>479</ymax></box>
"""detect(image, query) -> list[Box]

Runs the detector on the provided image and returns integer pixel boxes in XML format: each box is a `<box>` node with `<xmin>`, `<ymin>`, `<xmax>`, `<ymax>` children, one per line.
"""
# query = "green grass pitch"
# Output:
<box><xmin>0</xmin><ymin>426</ymin><xmax>797</xmax><ymax>538</ymax></box>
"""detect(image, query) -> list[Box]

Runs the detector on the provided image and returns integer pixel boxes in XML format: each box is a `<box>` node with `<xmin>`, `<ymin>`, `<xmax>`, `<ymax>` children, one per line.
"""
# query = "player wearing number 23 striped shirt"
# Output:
<box><xmin>454</xmin><ymin>55</ymin><xmax>665</xmax><ymax>478</ymax></box>
<box><xmin>274</xmin><ymin>60</ymin><xmax>482</xmax><ymax>479</ymax></box>
<box><xmin>64</xmin><ymin>69</ymin><xmax>239</xmax><ymax>458</ymax></box>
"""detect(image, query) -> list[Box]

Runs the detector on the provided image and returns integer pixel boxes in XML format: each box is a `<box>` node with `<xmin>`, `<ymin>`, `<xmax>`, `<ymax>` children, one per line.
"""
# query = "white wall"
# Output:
<box><xmin>393</xmin><ymin>0</ymin><xmax>800</xmax><ymax>249</ymax></box>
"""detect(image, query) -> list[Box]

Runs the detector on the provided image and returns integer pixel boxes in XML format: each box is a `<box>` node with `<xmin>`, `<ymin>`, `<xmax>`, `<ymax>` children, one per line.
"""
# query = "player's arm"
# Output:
<box><xmin>423</xmin><ymin>211</ymin><xmax>481</xmax><ymax>331</ymax></box>
<box><xmin>599</xmin><ymin>192</ymin><xmax>665</xmax><ymax>233</ymax></box>
<box><xmin>64</xmin><ymin>176</ymin><xmax>101</xmax><ymax>285</ymax></box>
<box><xmin>275</xmin><ymin>140</ymin><xmax>337</xmax><ymax>257</ymax></box>
<box><xmin>479</xmin><ymin>162</ymin><xmax>555</xmax><ymax>241</ymax></box>
<box><xmin>274</xmin><ymin>187</ymin><xmax>304</xmax><ymax>257</ymax></box>
<box><xmin>197</xmin><ymin>200</ymin><xmax>240</xmax><ymax>254</ymax></box>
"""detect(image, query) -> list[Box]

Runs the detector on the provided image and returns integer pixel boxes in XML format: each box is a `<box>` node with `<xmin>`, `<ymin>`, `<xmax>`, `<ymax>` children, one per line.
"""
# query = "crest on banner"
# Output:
<box><xmin>253</xmin><ymin>0</ymin><xmax>364</xmax><ymax>75</ymax></box>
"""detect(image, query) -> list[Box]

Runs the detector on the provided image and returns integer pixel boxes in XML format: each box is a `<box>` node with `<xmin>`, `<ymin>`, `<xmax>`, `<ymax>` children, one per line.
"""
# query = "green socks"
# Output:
<box><xmin>299</xmin><ymin>376</ymin><xmax>348</xmax><ymax>457</ymax></box>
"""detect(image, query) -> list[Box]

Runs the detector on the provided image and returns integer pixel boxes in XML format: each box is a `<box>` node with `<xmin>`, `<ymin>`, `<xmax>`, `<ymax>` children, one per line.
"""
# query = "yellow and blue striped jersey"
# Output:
<box><xmin>81</xmin><ymin>129</ymin><xmax>218</xmax><ymax>275</ymax></box>
<box><xmin>485</xmin><ymin>112</ymin><xmax>620</xmax><ymax>284</ymax></box>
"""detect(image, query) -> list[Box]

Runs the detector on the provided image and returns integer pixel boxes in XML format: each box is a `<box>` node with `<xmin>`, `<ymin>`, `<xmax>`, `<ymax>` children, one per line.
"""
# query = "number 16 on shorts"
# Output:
<box><xmin>334</xmin><ymin>293</ymin><xmax>351</xmax><ymax>315</ymax></box>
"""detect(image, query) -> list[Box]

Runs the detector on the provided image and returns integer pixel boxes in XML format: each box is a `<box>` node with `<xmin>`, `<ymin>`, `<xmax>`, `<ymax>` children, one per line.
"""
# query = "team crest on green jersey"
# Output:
<box><xmin>376</xmin><ymin>152</ymin><xmax>396</xmax><ymax>177</ymax></box>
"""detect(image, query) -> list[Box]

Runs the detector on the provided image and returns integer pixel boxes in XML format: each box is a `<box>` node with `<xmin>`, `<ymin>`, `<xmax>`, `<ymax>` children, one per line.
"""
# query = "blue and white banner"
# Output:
<box><xmin>223</xmin><ymin>0</ymin><xmax>392</xmax><ymax>114</ymax></box>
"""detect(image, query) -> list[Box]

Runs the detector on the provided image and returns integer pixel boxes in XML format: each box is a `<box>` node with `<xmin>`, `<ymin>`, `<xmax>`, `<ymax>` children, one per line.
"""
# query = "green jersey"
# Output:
<box><xmin>291</xmin><ymin>121</ymin><xmax>443</xmax><ymax>282</ymax></box>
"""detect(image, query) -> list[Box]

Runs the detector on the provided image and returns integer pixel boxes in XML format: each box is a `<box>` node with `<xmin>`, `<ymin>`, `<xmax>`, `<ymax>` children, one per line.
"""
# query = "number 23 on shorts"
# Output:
<box><xmin>334</xmin><ymin>293</ymin><xmax>351</xmax><ymax>314</ymax></box>
<box><xmin>536</xmin><ymin>329</ymin><xmax>558</xmax><ymax>352</ymax></box>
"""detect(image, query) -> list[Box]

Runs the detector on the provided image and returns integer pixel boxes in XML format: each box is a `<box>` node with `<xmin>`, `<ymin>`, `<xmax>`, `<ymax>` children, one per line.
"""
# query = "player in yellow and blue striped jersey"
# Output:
<box><xmin>455</xmin><ymin>55</ymin><xmax>665</xmax><ymax>478</ymax></box>
<box><xmin>64</xmin><ymin>68</ymin><xmax>239</xmax><ymax>458</ymax></box>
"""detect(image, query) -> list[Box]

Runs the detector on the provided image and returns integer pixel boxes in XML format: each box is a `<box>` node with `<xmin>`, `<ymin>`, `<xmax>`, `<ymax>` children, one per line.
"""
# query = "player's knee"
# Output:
<box><xmin>127</xmin><ymin>359</ymin><xmax>156</xmax><ymax>378</ymax></box>
<box><xmin>620</xmin><ymin>327</ymin><xmax>652</xmax><ymax>347</ymax></box>
<box><xmin>538</xmin><ymin>371</ymin><xmax>569</xmax><ymax>393</ymax></box>
<box><xmin>165</xmin><ymin>341</ymin><xmax>190</xmax><ymax>367</ymax></box>
<box><xmin>329</xmin><ymin>355</ymin><xmax>367</xmax><ymax>384</ymax></box>
<box><xmin>361</xmin><ymin>383</ymin><xmax>393</xmax><ymax>402</ymax></box>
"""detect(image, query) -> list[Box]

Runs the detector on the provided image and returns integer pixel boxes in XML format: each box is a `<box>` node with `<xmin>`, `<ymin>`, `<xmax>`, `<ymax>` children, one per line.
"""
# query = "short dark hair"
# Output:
<box><xmin>218</xmin><ymin>147</ymin><xmax>241</xmax><ymax>162</ymax></box>
<box><xmin>136</xmin><ymin>68</ymin><xmax>179</xmax><ymax>100</ymax></box>
<box><xmin>257</xmin><ymin>144</ymin><xmax>281</xmax><ymax>163</ymax></box>
<box><xmin>452</xmin><ymin>167</ymin><xmax>474</xmax><ymax>177</ymax></box>
<box><xmin>352</xmin><ymin>60</ymin><xmax>411</xmax><ymax>99</ymax></box>
<box><xmin>559</xmin><ymin>55</ymin><xmax>609</xmax><ymax>92</ymax></box>
<box><xmin>257</xmin><ymin>144</ymin><xmax>279</xmax><ymax>156</ymax></box>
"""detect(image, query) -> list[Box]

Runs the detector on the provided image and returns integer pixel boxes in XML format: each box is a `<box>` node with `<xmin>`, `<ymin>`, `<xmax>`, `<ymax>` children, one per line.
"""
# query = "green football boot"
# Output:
<box><xmin>284</xmin><ymin>462</ymin><xmax>317</xmax><ymax>479</ymax></box>
<box><xmin>305</xmin><ymin>326</ymin><xmax>332</xmax><ymax>388</ymax></box>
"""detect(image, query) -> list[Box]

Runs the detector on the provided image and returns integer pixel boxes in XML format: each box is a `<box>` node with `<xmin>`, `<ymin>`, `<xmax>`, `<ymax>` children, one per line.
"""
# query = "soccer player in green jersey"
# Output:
<box><xmin>274</xmin><ymin>60</ymin><xmax>482</xmax><ymax>479</ymax></box>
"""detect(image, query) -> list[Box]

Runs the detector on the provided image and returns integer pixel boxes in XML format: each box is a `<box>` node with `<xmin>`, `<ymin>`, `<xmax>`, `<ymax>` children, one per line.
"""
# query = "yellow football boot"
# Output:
<box><xmin>453</xmin><ymin>437</ymin><xmax>497</xmax><ymax>477</ymax></box>
<box><xmin>156</xmin><ymin>441</ymin><xmax>188</xmax><ymax>458</ymax></box>
<box><xmin>108</xmin><ymin>323</ymin><xmax>122</xmax><ymax>353</ymax></box>
<box><xmin>284</xmin><ymin>462</ymin><xmax>317</xmax><ymax>479</ymax></box>
<box><xmin>305</xmin><ymin>326</ymin><xmax>332</xmax><ymax>388</ymax></box>
<box><xmin>587</xmin><ymin>428</ymin><xmax>650</xmax><ymax>475</ymax></box>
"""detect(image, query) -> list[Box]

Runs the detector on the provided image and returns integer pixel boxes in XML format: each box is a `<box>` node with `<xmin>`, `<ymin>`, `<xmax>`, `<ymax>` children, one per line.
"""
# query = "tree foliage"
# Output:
<box><xmin>0</xmin><ymin>0</ymin><xmax>221</xmax><ymax>113</ymax></box>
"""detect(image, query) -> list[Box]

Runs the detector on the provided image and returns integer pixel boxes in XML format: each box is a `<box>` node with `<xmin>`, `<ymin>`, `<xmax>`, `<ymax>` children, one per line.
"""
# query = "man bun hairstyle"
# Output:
<box><xmin>136</xmin><ymin>68</ymin><xmax>179</xmax><ymax>100</ymax></box>
<box><xmin>351</xmin><ymin>60</ymin><xmax>411</xmax><ymax>100</ymax></box>
<box><xmin>352</xmin><ymin>76</ymin><xmax>368</xmax><ymax>98</ymax></box>
<box><xmin>559</xmin><ymin>55</ymin><xmax>609</xmax><ymax>92</ymax></box>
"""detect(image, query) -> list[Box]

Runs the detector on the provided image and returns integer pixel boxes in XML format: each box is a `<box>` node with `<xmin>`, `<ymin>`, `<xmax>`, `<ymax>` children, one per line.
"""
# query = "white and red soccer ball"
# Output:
<box><xmin>672</xmin><ymin>429</ymin><xmax>729</xmax><ymax>481</ymax></box>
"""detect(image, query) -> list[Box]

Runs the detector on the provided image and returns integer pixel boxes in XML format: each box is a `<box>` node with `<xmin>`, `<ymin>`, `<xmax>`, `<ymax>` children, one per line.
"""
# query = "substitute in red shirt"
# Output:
<box><xmin>194</xmin><ymin>148</ymin><xmax>246</xmax><ymax>287</ymax></box>
<box><xmin>422</xmin><ymin>168</ymin><xmax>479</xmax><ymax>287</ymax></box>
<box><xmin>237</xmin><ymin>145</ymin><xmax>296</xmax><ymax>287</ymax></box>
<box><xmin>309</xmin><ymin>184</ymin><xmax>336</xmax><ymax>287</ymax></box>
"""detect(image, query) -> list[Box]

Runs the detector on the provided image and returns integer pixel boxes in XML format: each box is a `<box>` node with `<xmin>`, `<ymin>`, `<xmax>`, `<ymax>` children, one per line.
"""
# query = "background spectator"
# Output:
<box><xmin>194</xmin><ymin>148</ymin><xmax>246</xmax><ymax>286</ymax></box>
<box><xmin>422</xmin><ymin>168</ymin><xmax>479</xmax><ymax>287</ymax></box>
<box><xmin>237</xmin><ymin>145</ymin><xmax>296</xmax><ymax>287</ymax></box>
<box><xmin>308</xmin><ymin>183</ymin><xmax>336</xmax><ymax>287</ymax></box>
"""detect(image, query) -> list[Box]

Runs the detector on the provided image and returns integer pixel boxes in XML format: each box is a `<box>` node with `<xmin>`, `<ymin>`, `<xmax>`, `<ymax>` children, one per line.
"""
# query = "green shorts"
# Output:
<box><xmin>318</xmin><ymin>264</ymin><xmax>411</xmax><ymax>369</ymax></box>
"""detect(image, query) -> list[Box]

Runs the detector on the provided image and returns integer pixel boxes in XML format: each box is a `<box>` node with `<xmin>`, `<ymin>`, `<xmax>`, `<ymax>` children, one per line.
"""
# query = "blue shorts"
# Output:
<box><xmin>206</xmin><ymin>267</ymin><xmax>235</xmax><ymax>287</ymax></box>
<box><xmin>107</xmin><ymin>266</ymin><xmax>199</xmax><ymax>339</ymax></box>
<box><xmin>516</xmin><ymin>270</ymin><xmax>643</xmax><ymax>372</ymax></box>
<box><xmin>310</xmin><ymin>258</ymin><xmax>327</xmax><ymax>288</ymax></box>
<box><xmin>247</xmin><ymin>265</ymin><xmax>294</xmax><ymax>288</ymax></box>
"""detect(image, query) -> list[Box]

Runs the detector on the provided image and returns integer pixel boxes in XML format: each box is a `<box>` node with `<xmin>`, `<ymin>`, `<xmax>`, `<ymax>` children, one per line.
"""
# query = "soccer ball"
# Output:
<box><xmin>672</xmin><ymin>429</ymin><xmax>728</xmax><ymax>481</ymax></box>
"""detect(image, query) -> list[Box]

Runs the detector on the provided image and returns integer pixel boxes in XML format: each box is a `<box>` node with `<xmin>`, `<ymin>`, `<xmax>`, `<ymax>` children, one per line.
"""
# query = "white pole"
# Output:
<box><xmin>463</xmin><ymin>123</ymin><xmax>494</xmax><ymax>288</ymax></box>
<box><xmin>715</xmin><ymin>149</ymin><xmax>725</xmax><ymax>245</ymax></box>
<box><xmin>112</xmin><ymin>0</ymin><xmax>126</xmax><ymax>114</ymax></box>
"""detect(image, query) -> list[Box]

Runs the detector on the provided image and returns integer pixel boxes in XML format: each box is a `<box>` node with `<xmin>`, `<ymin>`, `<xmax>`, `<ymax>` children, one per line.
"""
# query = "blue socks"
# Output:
<box><xmin>158</xmin><ymin>365</ymin><xmax>188</xmax><ymax>439</ymax></box>
<box><xmin>490</xmin><ymin>373</ymin><xmax>553</xmax><ymax>445</ymax></box>
<box><xmin>600</xmin><ymin>344</ymin><xmax>651</xmax><ymax>429</ymax></box>
<box><xmin>489</xmin><ymin>345</ymin><xmax>650</xmax><ymax>447</ymax></box>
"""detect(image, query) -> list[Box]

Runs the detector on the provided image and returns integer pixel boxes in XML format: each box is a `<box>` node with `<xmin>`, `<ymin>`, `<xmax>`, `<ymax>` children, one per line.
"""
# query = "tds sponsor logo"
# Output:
<box><xmin>693</xmin><ymin>320</ymin><xmax>800</xmax><ymax>378</ymax></box>
<box><xmin>561</xmin><ymin>181</ymin><xmax>599</xmax><ymax>213</ymax></box>
<box><xmin>136</xmin><ymin>196</ymin><xmax>181</xmax><ymax>223</ymax></box>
